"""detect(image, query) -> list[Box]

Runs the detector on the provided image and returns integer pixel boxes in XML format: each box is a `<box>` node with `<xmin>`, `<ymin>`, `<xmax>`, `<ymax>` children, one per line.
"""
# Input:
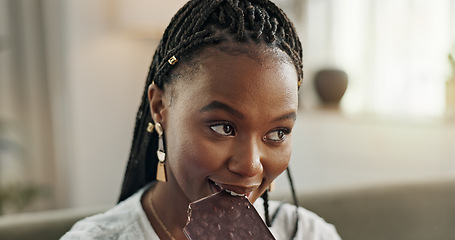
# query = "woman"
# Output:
<box><xmin>62</xmin><ymin>0</ymin><xmax>341</xmax><ymax>239</ymax></box>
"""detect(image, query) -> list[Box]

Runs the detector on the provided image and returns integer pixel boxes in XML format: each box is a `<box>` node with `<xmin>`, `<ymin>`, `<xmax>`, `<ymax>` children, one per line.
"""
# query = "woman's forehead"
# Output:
<box><xmin>165</xmin><ymin>45</ymin><xmax>298</xmax><ymax>109</ymax></box>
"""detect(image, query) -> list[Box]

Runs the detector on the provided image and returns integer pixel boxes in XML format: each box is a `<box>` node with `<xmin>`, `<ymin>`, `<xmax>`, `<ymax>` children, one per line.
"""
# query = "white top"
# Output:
<box><xmin>61</xmin><ymin>185</ymin><xmax>341</xmax><ymax>240</ymax></box>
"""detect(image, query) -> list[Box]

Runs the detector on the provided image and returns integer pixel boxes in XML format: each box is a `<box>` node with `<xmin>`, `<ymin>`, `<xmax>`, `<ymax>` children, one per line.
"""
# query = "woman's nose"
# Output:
<box><xmin>227</xmin><ymin>137</ymin><xmax>264</xmax><ymax>178</ymax></box>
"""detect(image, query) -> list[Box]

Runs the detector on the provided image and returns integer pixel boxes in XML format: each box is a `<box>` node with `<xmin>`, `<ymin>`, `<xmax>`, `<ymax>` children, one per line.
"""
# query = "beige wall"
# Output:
<box><xmin>61</xmin><ymin>0</ymin><xmax>455</xmax><ymax>208</ymax></box>
<box><xmin>63</xmin><ymin>0</ymin><xmax>157</xmax><ymax>207</ymax></box>
<box><xmin>272</xmin><ymin>110</ymin><xmax>455</xmax><ymax>199</ymax></box>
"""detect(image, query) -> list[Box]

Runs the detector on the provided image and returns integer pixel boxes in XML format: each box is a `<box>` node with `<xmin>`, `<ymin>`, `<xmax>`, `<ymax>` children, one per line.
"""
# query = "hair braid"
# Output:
<box><xmin>253</xmin><ymin>6</ymin><xmax>265</xmax><ymax>39</ymax></box>
<box><xmin>270</xmin><ymin>17</ymin><xmax>278</xmax><ymax>36</ymax></box>
<box><xmin>246</xmin><ymin>2</ymin><xmax>255</xmax><ymax>27</ymax></box>
<box><xmin>229</xmin><ymin>0</ymin><xmax>247</xmax><ymax>39</ymax></box>
<box><xmin>119</xmin><ymin>2</ymin><xmax>304</xmax><ymax>235</ymax></box>
<box><xmin>193</xmin><ymin>2</ymin><xmax>220</xmax><ymax>32</ymax></box>
<box><xmin>287</xmin><ymin>166</ymin><xmax>300</xmax><ymax>239</ymax></box>
<box><xmin>165</xmin><ymin>1</ymin><xmax>199</xmax><ymax>49</ymax></box>
<box><xmin>184</xmin><ymin>3</ymin><xmax>212</xmax><ymax>37</ymax></box>
<box><xmin>218</xmin><ymin>7</ymin><xmax>227</xmax><ymax>26</ymax></box>
<box><xmin>262</xmin><ymin>190</ymin><xmax>272</xmax><ymax>227</ymax></box>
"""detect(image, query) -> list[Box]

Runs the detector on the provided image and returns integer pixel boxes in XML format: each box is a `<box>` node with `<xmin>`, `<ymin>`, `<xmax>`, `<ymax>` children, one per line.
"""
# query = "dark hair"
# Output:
<box><xmin>119</xmin><ymin>0</ymin><xmax>302</xmax><ymax>237</ymax></box>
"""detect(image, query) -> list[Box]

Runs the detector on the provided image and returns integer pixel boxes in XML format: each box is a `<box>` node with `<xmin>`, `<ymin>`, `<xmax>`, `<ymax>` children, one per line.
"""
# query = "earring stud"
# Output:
<box><xmin>268</xmin><ymin>181</ymin><xmax>275</xmax><ymax>192</ymax></box>
<box><xmin>147</xmin><ymin>122</ymin><xmax>154</xmax><ymax>133</ymax></box>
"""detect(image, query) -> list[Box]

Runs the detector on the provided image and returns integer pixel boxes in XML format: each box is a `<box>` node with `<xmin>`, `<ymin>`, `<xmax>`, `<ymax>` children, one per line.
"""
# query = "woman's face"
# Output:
<box><xmin>149</xmin><ymin>45</ymin><xmax>299</xmax><ymax>204</ymax></box>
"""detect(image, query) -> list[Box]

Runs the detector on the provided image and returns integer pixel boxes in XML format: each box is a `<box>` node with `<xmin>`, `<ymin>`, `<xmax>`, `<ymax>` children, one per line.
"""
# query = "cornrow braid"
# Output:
<box><xmin>119</xmin><ymin>0</ymin><xmax>303</xmax><ymax>236</ymax></box>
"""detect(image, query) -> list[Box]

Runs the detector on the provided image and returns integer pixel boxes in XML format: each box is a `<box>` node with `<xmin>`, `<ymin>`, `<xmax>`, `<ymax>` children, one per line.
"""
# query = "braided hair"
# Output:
<box><xmin>119</xmin><ymin>0</ymin><xmax>302</xmax><ymax>237</ymax></box>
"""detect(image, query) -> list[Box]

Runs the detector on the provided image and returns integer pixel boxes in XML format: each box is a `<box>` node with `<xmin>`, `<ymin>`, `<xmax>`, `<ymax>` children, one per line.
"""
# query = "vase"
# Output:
<box><xmin>314</xmin><ymin>69</ymin><xmax>348</xmax><ymax>106</ymax></box>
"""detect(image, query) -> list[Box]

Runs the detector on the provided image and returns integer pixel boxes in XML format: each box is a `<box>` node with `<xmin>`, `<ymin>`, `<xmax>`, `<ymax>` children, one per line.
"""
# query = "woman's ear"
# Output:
<box><xmin>148</xmin><ymin>83</ymin><xmax>166</xmax><ymax>124</ymax></box>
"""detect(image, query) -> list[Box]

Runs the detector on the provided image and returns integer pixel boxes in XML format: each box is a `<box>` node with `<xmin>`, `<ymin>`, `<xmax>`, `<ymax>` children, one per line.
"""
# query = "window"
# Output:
<box><xmin>303</xmin><ymin>0</ymin><xmax>455</xmax><ymax>118</ymax></box>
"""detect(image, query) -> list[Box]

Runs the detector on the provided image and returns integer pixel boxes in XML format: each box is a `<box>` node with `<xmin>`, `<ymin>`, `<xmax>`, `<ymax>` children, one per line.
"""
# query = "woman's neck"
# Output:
<box><xmin>143</xmin><ymin>180</ymin><xmax>190</xmax><ymax>240</ymax></box>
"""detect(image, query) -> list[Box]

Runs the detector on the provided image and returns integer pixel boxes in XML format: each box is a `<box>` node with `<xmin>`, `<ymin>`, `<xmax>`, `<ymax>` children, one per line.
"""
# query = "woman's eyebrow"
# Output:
<box><xmin>200</xmin><ymin>100</ymin><xmax>245</xmax><ymax>119</ymax></box>
<box><xmin>272</xmin><ymin>112</ymin><xmax>297</xmax><ymax>123</ymax></box>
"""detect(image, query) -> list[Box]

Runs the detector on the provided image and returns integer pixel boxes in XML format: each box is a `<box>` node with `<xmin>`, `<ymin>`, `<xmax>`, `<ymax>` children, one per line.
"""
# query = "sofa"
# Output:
<box><xmin>297</xmin><ymin>179</ymin><xmax>455</xmax><ymax>240</ymax></box>
<box><xmin>0</xmin><ymin>205</ymin><xmax>110</xmax><ymax>240</ymax></box>
<box><xmin>1</xmin><ymin>179</ymin><xmax>454</xmax><ymax>240</ymax></box>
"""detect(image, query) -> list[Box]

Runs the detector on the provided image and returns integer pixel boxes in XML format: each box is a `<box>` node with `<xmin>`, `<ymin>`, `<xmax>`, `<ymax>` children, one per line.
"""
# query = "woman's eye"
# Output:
<box><xmin>210</xmin><ymin>123</ymin><xmax>235</xmax><ymax>136</ymax></box>
<box><xmin>264</xmin><ymin>129</ymin><xmax>289</xmax><ymax>142</ymax></box>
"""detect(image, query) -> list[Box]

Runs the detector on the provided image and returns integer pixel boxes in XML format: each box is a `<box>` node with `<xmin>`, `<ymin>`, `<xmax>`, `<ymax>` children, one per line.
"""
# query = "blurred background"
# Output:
<box><xmin>1</xmin><ymin>0</ymin><xmax>455</xmax><ymax>220</ymax></box>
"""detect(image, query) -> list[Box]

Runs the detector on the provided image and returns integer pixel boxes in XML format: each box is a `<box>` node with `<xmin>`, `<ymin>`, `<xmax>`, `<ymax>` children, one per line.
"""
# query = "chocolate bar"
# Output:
<box><xmin>183</xmin><ymin>190</ymin><xmax>276</xmax><ymax>240</ymax></box>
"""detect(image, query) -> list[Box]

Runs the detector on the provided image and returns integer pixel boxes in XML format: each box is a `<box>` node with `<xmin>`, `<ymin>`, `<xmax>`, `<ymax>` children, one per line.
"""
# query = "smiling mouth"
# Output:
<box><xmin>208</xmin><ymin>179</ymin><xmax>252</xmax><ymax>198</ymax></box>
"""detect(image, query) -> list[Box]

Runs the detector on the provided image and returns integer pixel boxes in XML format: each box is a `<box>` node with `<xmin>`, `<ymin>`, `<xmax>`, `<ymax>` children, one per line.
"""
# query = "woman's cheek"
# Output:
<box><xmin>182</xmin><ymin>137</ymin><xmax>229</xmax><ymax>172</ymax></box>
<box><xmin>205</xmin><ymin>141</ymin><xmax>232</xmax><ymax>169</ymax></box>
<box><xmin>267</xmin><ymin>142</ymin><xmax>292</xmax><ymax>177</ymax></box>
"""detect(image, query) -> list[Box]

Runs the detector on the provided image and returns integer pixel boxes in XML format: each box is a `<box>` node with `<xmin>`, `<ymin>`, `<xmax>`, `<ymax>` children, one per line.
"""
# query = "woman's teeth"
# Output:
<box><xmin>214</xmin><ymin>182</ymin><xmax>246</xmax><ymax>197</ymax></box>
<box><xmin>225</xmin><ymin>189</ymin><xmax>246</xmax><ymax>197</ymax></box>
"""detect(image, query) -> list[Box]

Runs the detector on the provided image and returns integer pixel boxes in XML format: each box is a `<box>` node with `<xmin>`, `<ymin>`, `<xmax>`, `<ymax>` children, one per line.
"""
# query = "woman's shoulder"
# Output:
<box><xmin>60</xmin><ymin>186</ymin><xmax>157</xmax><ymax>240</ymax></box>
<box><xmin>254</xmin><ymin>198</ymin><xmax>342</xmax><ymax>240</ymax></box>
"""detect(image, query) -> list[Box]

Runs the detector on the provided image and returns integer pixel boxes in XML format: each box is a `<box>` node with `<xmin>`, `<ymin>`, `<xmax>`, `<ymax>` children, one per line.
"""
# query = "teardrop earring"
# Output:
<box><xmin>155</xmin><ymin>122</ymin><xmax>167</xmax><ymax>182</ymax></box>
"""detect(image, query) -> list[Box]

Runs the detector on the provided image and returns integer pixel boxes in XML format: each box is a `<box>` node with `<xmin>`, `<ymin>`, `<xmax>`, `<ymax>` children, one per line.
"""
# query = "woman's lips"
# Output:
<box><xmin>208</xmin><ymin>179</ymin><xmax>255</xmax><ymax>198</ymax></box>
